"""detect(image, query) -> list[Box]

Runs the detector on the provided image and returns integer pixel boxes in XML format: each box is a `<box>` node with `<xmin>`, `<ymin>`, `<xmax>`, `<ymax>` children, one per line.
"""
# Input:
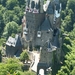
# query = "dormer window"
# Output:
<box><xmin>37</xmin><ymin>31</ymin><xmax>41</xmax><ymax>37</ymax></box>
<box><xmin>24</xmin><ymin>27</ymin><xmax>28</xmax><ymax>35</ymax></box>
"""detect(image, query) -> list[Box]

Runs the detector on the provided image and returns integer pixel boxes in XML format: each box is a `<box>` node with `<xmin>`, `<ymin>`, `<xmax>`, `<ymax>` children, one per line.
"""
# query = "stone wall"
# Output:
<box><xmin>40</xmin><ymin>43</ymin><xmax>53</xmax><ymax>66</ymax></box>
<box><xmin>25</xmin><ymin>12</ymin><xmax>45</xmax><ymax>47</ymax></box>
<box><xmin>35</xmin><ymin>30</ymin><xmax>53</xmax><ymax>47</ymax></box>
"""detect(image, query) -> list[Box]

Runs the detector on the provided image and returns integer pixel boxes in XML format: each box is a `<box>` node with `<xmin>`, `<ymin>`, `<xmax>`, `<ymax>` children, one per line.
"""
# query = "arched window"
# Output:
<box><xmin>23</xmin><ymin>27</ymin><xmax>28</xmax><ymax>35</ymax></box>
<box><xmin>37</xmin><ymin>31</ymin><xmax>41</xmax><ymax>37</ymax></box>
<box><xmin>39</xmin><ymin>69</ymin><xmax>44</xmax><ymax>75</ymax></box>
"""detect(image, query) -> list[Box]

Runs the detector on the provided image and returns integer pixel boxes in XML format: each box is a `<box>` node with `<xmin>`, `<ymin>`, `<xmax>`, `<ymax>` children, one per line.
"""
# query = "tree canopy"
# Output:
<box><xmin>0</xmin><ymin>0</ymin><xmax>25</xmax><ymax>37</ymax></box>
<box><xmin>56</xmin><ymin>0</ymin><xmax>75</xmax><ymax>75</ymax></box>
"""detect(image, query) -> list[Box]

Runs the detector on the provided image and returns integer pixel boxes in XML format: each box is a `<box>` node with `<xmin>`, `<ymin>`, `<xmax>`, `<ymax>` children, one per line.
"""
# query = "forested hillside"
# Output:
<box><xmin>0</xmin><ymin>0</ymin><xmax>26</xmax><ymax>43</ymax></box>
<box><xmin>56</xmin><ymin>0</ymin><xmax>75</xmax><ymax>75</ymax></box>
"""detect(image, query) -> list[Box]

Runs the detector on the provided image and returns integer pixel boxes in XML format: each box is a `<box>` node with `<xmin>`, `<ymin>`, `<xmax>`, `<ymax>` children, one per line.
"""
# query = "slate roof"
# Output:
<box><xmin>15</xmin><ymin>34</ymin><xmax>22</xmax><ymax>46</ymax></box>
<box><xmin>38</xmin><ymin>62</ymin><xmax>48</xmax><ymax>68</ymax></box>
<box><xmin>46</xmin><ymin>2</ymin><xmax>54</xmax><ymax>14</ymax></box>
<box><xmin>6</xmin><ymin>34</ymin><xmax>22</xmax><ymax>47</ymax></box>
<box><xmin>40</xmin><ymin>17</ymin><xmax>52</xmax><ymax>31</ymax></box>
<box><xmin>54</xmin><ymin>0</ymin><xmax>59</xmax><ymax>5</ymax></box>
<box><xmin>6</xmin><ymin>37</ymin><xmax>15</xmax><ymax>47</ymax></box>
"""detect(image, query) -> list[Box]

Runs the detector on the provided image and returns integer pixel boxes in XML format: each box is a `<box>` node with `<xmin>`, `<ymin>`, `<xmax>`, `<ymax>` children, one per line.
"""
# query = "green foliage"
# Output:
<box><xmin>70</xmin><ymin>67</ymin><xmax>75</xmax><ymax>75</ymax></box>
<box><xmin>20</xmin><ymin>51</ymin><xmax>29</xmax><ymax>63</ymax></box>
<box><xmin>0</xmin><ymin>38</ymin><xmax>6</xmax><ymax>46</ymax></box>
<box><xmin>3</xmin><ymin>21</ymin><xmax>18</xmax><ymax>38</ymax></box>
<box><xmin>0</xmin><ymin>57</ymin><xmax>35</xmax><ymax>75</ymax></box>
<box><xmin>17</xmin><ymin>25</ymin><xmax>22</xmax><ymax>33</ymax></box>
<box><xmin>6</xmin><ymin>0</ymin><xmax>19</xmax><ymax>10</ymax></box>
<box><xmin>3</xmin><ymin>10</ymin><xmax>19</xmax><ymax>24</ymax></box>
<box><xmin>0</xmin><ymin>58</ymin><xmax>22</xmax><ymax>75</ymax></box>
<box><xmin>57</xmin><ymin>0</ymin><xmax>75</xmax><ymax>75</ymax></box>
<box><xmin>63</xmin><ymin>37</ymin><xmax>71</xmax><ymax>45</ymax></box>
<box><xmin>61</xmin><ymin>14</ymin><xmax>72</xmax><ymax>32</ymax></box>
<box><xmin>67</xmin><ymin>0</ymin><xmax>75</xmax><ymax>13</ymax></box>
<box><xmin>0</xmin><ymin>0</ymin><xmax>6</xmax><ymax>6</ymax></box>
<box><xmin>24</xmin><ymin>71</ymin><xmax>36</xmax><ymax>75</ymax></box>
<box><xmin>69</xmin><ymin>23</ymin><xmax>75</xmax><ymax>40</ymax></box>
<box><xmin>0</xmin><ymin>0</ymin><xmax>25</xmax><ymax>36</ymax></box>
<box><xmin>0</xmin><ymin>5</ymin><xmax>6</xmax><ymax>36</ymax></box>
<box><xmin>0</xmin><ymin>50</ymin><xmax>2</xmax><ymax>62</ymax></box>
<box><xmin>16</xmin><ymin>71</ymin><xmax>35</xmax><ymax>75</ymax></box>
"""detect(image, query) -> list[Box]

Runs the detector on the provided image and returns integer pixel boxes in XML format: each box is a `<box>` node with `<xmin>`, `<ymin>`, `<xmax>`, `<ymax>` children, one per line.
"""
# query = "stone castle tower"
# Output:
<box><xmin>22</xmin><ymin>0</ymin><xmax>62</xmax><ymax>74</ymax></box>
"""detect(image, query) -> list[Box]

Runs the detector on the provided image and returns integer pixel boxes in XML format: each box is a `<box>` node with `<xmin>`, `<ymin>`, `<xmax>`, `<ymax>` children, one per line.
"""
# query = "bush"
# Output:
<box><xmin>20</xmin><ymin>51</ymin><xmax>29</xmax><ymax>63</ymax></box>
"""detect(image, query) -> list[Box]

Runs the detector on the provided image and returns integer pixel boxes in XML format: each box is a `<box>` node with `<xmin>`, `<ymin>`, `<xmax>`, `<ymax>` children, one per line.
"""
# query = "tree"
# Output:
<box><xmin>70</xmin><ymin>67</ymin><xmax>75</xmax><ymax>75</ymax></box>
<box><xmin>6</xmin><ymin>58</ymin><xmax>22</xmax><ymax>74</ymax></box>
<box><xmin>0</xmin><ymin>0</ymin><xmax>6</xmax><ymax>6</ymax></box>
<box><xmin>0</xmin><ymin>50</ymin><xmax>2</xmax><ymax>62</ymax></box>
<box><xmin>67</xmin><ymin>0</ymin><xmax>75</xmax><ymax>13</ymax></box>
<box><xmin>3</xmin><ymin>21</ymin><xmax>19</xmax><ymax>38</ymax></box>
<box><xmin>18</xmin><ymin>0</ymin><xmax>26</xmax><ymax>8</ymax></box>
<box><xmin>3</xmin><ymin>10</ymin><xmax>20</xmax><ymax>24</ymax></box>
<box><xmin>6</xmin><ymin>0</ymin><xmax>19</xmax><ymax>10</ymax></box>
<box><xmin>66</xmin><ymin>0</ymin><xmax>75</xmax><ymax>24</ymax></box>
<box><xmin>0</xmin><ymin>58</ymin><xmax>22</xmax><ymax>75</ymax></box>
<box><xmin>20</xmin><ymin>51</ymin><xmax>29</xmax><ymax>63</ymax></box>
<box><xmin>0</xmin><ymin>5</ymin><xmax>6</xmax><ymax>36</ymax></box>
<box><xmin>61</xmin><ymin>13</ymin><xmax>72</xmax><ymax>32</ymax></box>
<box><xmin>3</xmin><ymin>10</ymin><xmax>14</xmax><ymax>24</ymax></box>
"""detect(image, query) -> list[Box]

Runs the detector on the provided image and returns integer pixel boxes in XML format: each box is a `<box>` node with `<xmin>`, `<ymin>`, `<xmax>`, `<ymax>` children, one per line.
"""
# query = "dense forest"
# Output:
<box><xmin>0</xmin><ymin>0</ymin><xmax>75</xmax><ymax>75</ymax></box>
<box><xmin>0</xmin><ymin>0</ymin><xmax>25</xmax><ymax>44</ymax></box>
<box><xmin>56</xmin><ymin>0</ymin><xmax>75</xmax><ymax>75</ymax></box>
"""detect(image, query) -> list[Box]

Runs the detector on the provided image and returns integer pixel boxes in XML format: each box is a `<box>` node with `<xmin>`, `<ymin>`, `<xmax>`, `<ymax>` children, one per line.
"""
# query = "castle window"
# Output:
<box><xmin>23</xmin><ymin>27</ymin><xmax>28</xmax><ymax>35</ymax></box>
<box><xmin>37</xmin><ymin>31</ymin><xmax>41</xmax><ymax>37</ymax></box>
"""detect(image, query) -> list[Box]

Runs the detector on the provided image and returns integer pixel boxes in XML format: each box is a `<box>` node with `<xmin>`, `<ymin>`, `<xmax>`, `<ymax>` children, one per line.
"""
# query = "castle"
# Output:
<box><xmin>22</xmin><ymin>0</ymin><xmax>62</xmax><ymax>74</ymax></box>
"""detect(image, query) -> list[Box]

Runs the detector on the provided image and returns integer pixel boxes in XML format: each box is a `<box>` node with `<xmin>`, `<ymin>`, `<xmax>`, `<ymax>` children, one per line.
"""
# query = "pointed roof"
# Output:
<box><xmin>15</xmin><ymin>34</ymin><xmax>22</xmax><ymax>47</ymax></box>
<box><xmin>6</xmin><ymin>34</ymin><xmax>22</xmax><ymax>47</ymax></box>
<box><xmin>46</xmin><ymin>2</ymin><xmax>54</xmax><ymax>14</ymax></box>
<box><xmin>40</xmin><ymin>16</ymin><xmax>51</xmax><ymax>31</ymax></box>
